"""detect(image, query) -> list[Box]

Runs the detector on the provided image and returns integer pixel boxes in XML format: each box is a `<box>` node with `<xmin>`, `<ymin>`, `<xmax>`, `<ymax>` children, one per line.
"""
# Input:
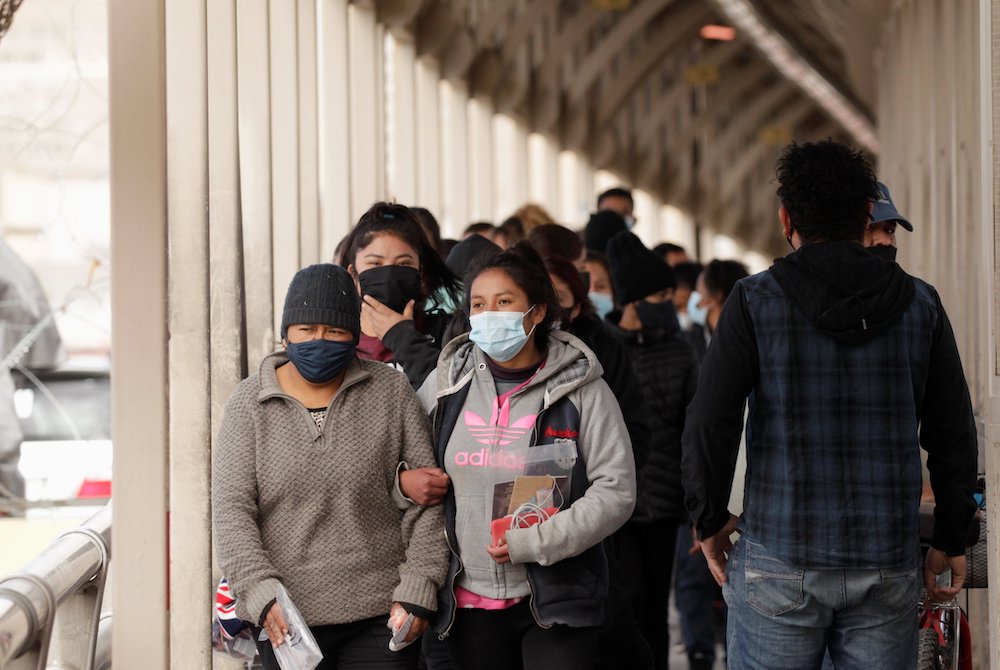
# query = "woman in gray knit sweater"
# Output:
<box><xmin>212</xmin><ymin>264</ymin><xmax>448</xmax><ymax>669</ymax></box>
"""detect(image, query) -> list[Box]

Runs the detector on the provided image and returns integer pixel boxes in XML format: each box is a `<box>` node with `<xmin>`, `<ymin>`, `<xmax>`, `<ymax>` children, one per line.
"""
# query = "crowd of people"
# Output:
<box><xmin>211</xmin><ymin>139</ymin><xmax>979</xmax><ymax>670</ymax></box>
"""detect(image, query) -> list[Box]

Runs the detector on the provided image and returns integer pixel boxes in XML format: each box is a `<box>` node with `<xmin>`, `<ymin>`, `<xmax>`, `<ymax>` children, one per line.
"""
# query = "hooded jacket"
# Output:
<box><xmin>683</xmin><ymin>241</ymin><xmax>978</xmax><ymax>569</ymax></box>
<box><xmin>607</xmin><ymin>303</ymin><xmax>699</xmax><ymax>524</ymax></box>
<box><xmin>569</xmin><ymin>313</ymin><xmax>651</xmax><ymax>471</ymax></box>
<box><xmin>420</xmin><ymin>330</ymin><xmax>636</xmax><ymax>633</ymax></box>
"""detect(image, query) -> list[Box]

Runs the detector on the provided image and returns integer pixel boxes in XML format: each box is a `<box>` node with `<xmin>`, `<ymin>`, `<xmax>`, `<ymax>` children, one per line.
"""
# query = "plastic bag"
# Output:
<box><xmin>386</xmin><ymin>606</ymin><xmax>416</xmax><ymax>652</ymax></box>
<box><xmin>211</xmin><ymin>577</ymin><xmax>257</xmax><ymax>662</ymax></box>
<box><xmin>490</xmin><ymin>441</ymin><xmax>578</xmax><ymax>544</ymax></box>
<box><xmin>257</xmin><ymin>584</ymin><xmax>323</xmax><ymax>670</ymax></box>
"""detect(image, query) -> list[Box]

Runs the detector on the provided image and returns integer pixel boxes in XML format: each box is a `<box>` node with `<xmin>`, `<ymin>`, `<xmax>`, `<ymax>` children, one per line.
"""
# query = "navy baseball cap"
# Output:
<box><xmin>871</xmin><ymin>182</ymin><xmax>912</xmax><ymax>231</ymax></box>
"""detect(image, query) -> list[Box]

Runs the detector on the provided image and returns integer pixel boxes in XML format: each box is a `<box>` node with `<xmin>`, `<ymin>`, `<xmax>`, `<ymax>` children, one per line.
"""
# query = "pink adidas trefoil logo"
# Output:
<box><xmin>463</xmin><ymin>410</ymin><xmax>536</xmax><ymax>446</ymax></box>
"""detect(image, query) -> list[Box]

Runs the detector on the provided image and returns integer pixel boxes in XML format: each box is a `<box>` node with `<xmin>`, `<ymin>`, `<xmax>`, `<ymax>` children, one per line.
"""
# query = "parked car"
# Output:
<box><xmin>12</xmin><ymin>357</ymin><xmax>111</xmax><ymax>506</ymax></box>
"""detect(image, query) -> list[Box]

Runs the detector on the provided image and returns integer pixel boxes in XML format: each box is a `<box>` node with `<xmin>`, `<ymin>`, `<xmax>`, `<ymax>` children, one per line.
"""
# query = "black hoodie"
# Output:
<box><xmin>682</xmin><ymin>240</ymin><xmax>978</xmax><ymax>561</ymax></box>
<box><xmin>769</xmin><ymin>241</ymin><xmax>915</xmax><ymax>344</ymax></box>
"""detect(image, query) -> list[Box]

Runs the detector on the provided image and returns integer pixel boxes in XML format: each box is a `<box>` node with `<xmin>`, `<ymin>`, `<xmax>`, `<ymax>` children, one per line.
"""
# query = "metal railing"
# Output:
<box><xmin>0</xmin><ymin>504</ymin><xmax>111</xmax><ymax>670</ymax></box>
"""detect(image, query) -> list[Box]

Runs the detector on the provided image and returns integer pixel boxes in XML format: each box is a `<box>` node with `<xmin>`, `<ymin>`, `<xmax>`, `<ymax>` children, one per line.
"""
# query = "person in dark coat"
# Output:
<box><xmin>544</xmin><ymin>254</ymin><xmax>654</xmax><ymax>670</ymax></box>
<box><xmin>605</xmin><ymin>231</ymin><xmax>699</xmax><ymax>670</ymax></box>
<box><xmin>584</xmin><ymin>210</ymin><xmax>629</xmax><ymax>254</ymax></box>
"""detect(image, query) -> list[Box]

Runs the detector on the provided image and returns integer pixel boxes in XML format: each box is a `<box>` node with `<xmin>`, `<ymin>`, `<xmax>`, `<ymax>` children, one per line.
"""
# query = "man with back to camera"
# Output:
<box><xmin>681</xmin><ymin>140</ymin><xmax>978</xmax><ymax>669</ymax></box>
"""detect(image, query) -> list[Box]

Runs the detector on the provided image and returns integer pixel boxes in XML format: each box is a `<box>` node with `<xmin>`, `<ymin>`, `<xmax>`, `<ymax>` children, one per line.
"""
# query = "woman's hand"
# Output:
<box><xmin>389</xmin><ymin>602</ymin><xmax>428</xmax><ymax>643</ymax></box>
<box><xmin>487</xmin><ymin>534</ymin><xmax>511</xmax><ymax>564</ymax></box>
<box><xmin>361</xmin><ymin>295</ymin><xmax>414</xmax><ymax>339</ymax></box>
<box><xmin>399</xmin><ymin>467</ymin><xmax>450</xmax><ymax>506</ymax></box>
<box><xmin>262</xmin><ymin>602</ymin><xmax>290</xmax><ymax>647</ymax></box>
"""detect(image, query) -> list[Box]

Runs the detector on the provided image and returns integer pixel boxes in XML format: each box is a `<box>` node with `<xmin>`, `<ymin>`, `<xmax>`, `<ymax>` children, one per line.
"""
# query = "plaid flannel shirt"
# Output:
<box><xmin>682</xmin><ymin>269</ymin><xmax>978</xmax><ymax>569</ymax></box>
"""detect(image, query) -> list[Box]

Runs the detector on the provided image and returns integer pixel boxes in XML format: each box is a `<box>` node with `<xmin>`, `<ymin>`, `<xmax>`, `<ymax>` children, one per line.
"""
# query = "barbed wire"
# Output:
<box><xmin>0</xmin><ymin>0</ymin><xmax>24</xmax><ymax>43</ymax></box>
<box><xmin>1</xmin><ymin>263</ymin><xmax>110</xmax><ymax>371</ymax></box>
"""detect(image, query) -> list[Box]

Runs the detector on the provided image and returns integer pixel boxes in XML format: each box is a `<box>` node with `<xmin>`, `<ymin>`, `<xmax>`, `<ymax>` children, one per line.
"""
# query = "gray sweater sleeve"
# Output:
<box><xmin>211</xmin><ymin>382</ymin><xmax>282</xmax><ymax>623</ymax></box>
<box><xmin>505</xmin><ymin>378</ymin><xmax>637</xmax><ymax>565</ymax></box>
<box><xmin>391</xmin><ymin>378</ymin><xmax>450</xmax><ymax>611</ymax></box>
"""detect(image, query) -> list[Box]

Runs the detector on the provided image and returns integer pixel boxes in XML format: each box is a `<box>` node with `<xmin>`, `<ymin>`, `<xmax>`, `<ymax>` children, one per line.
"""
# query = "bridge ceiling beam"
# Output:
<box><xmin>567</xmin><ymin>0</ymin><xmax>677</xmax><ymax>102</ymax></box>
<box><xmin>719</xmin><ymin>97</ymin><xmax>815</xmax><ymax>201</ymax></box>
<box><xmin>703</xmin><ymin>79</ymin><xmax>796</xmax><ymax>175</ymax></box>
<box><xmin>394</xmin><ymin>0</ymin><xmax>870</xmax><ymax>260</ymax></box>
<box><xmin>639</xmin><ymin>38</ymin><xmax>749</xmax><ymax>149</ymax></box>
<box><xmin>708</xmin><ymin>0</ymin><xmax>878</xmax><ymax>151</ymax></box>
<box><xmin>595</xmin><ymin>2</ymin><xmax>714</xmax><ymax>127</ymax></box>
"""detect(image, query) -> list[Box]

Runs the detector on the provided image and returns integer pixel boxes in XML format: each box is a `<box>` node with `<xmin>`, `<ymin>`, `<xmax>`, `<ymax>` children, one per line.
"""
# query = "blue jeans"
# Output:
<box><xmin>723</xmin><ymin>537</ymin><xmax>918</xmax><ymax>670</ymax></box>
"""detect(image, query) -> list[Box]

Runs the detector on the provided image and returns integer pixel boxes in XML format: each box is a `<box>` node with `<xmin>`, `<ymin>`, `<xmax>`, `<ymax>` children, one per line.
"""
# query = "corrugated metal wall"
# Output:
<box><xmin>877</xmin><ymin>1</ymin><xmax>1000</xmax><ymax>667</ymax></box>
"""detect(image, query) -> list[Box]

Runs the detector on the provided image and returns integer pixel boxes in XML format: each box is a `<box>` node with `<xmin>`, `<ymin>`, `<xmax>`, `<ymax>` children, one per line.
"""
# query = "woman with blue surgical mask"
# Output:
<box><xmin>407</xmin><ymin>243</ymin><xmax>636</xmax><ymax>670</ymax></box>
<box><xmin>583</xmin><ymin>251</ymin><xmax>616</xmax><ymax>320</ymax></box>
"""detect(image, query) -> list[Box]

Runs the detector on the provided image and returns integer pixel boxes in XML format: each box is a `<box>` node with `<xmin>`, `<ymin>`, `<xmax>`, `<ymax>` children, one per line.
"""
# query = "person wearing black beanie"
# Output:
<box><xmin>584</xmin><ymin>210</ymin><xmax>629</xmax><ymax>254</ymax></box>
<box><xmin>213</xmin><ymin>261</ymin><xmax>448</xmax><ymax>670</ymax></box>
<box><xmin>604</xmin><ymin>231</ymin><xmax>699</xmax><ymax>670</ymax></box>
<box><xmin>281</xmin><ymin>264</ymin><xmax>361</xmax><ymax>341</ymax></box>
<box><xmin>445</xmin><ymin>233</ymin><xmax>501</xmax><ymax>281</ymax></box>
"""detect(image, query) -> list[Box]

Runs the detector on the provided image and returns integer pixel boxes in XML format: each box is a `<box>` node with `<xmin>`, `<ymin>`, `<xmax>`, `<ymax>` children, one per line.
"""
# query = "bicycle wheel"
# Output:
<box><xmin>917</xmin><ymin>627</ymin><xmax>940</xmax><ymax>670</ymax></box>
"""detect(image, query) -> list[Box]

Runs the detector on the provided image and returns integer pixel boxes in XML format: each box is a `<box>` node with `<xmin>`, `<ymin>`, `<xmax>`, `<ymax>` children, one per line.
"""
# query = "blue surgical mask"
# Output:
<box><xmin>687</xmin><ymin>291</ymin><xmax>710</xmax><ymax>328</ymax></box>
<box><xmin>469</xmin><ymin>306</ymin><xmax>536</xmax><ymax>363</ymax></box>
<box><xmin>624</xmin><ymin>215</ymin><xmax>636</xmax><ymax>230</ymax></box>
<box><xmin>286</xmin><ymin>338</ymin><xmax>356</xmax><ymax>384</ymax></box>
<box><xmin>589</xmin><ymin>292</ymin><xmax>614</xmax><ymax>319</ymax></box>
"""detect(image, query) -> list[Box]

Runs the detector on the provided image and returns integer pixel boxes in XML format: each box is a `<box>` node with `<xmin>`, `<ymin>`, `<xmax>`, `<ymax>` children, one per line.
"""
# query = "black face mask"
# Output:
<box><xmin>358</xmin><ymin>265</ymin><xmax>422</xmax><ymax>313</ymax></box>
<box><xmin>635</xmin><ymin>299</ymin><xmax>678</xmax><ymax>331</ymax></box>
<box><xmin>868</xmin><ymin>245</ymin><xmax>898</xmax><ymax>263</ymax></box>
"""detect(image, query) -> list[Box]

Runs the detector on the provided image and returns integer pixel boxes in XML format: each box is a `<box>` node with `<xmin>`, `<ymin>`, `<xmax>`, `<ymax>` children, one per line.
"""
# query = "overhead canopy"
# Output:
<box><xmin>384</xmin><ymin>0</ymin><xmax>887</xmax><ymax>257</ymax></box>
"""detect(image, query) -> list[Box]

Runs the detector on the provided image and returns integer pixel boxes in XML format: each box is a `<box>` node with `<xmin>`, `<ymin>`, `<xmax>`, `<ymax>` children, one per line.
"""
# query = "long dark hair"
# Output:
<box><xmin>703</xmin><ymin>259</ymin><xmax>750</xmax><ymax>302</ymax></box>
<box><xmin>464</xmin><ymin>242</ymin><xmax>561</xmax><ymax>352</ymax></box>
<box><xmin>527</xmin><ymin>224</ymin><xmax>585</xmax><ymax>263</ymax></box>
<box><xmin>543</xmin><ymin>255</ymin><xmax>594</xmax><ymax>321</ymax></box>
<box><xmin>338</xmin><ymin>202</ymin><xmax>461</xmax><ymax>312</ymax></box>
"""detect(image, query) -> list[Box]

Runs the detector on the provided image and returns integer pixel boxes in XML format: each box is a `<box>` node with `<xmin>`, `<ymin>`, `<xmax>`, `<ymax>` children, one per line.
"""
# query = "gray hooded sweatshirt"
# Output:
<box><xmin>421</xmin><ymin>330</ymin><xmax>636</xmax><ymax>614</ymax></box>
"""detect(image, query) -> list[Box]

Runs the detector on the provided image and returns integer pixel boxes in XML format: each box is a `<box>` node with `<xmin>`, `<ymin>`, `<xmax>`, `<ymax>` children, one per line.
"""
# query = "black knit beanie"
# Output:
<box><xmin>281</xmin><ymin>264</ymin><xmax>361</xmax><ymax>340</ymax></box>
<box><xmin>584</xmin><ymin>210</ymin><xmax>628</xmax><ymax>253</ymax></box>
<box><xmin>446</xmin><ymin>234</ymin><xmax>501</xmax><ymax>279</ymax></box>
<box><xmin>606</xmin><ymin>231</ymin><xmax>677</xmax><ymax>304</ymax></box>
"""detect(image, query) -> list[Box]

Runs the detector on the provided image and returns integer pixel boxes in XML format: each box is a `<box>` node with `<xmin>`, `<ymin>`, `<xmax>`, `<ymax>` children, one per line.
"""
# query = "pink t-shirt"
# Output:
<box><xmin>454</xmin><ymin>585</ymin><xmax>524</xmax><ymax>610</ymax></box>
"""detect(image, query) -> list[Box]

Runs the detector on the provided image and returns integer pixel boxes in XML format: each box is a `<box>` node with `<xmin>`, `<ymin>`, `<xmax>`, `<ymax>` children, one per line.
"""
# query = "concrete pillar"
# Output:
<box><xmin>347</xmin><ymin>1</ymin><xmax>384</xmax><ymax>222</ymax></box>
<box><xmin>415</xmin><ymin>56</ymin><xmax>443</xmax><ymax>220</ymax></box>
<box><xmin>494</xmin><ymin>114</ymin><xmax>529</xmax><ymax>223</ymax></box>
<box><xmin>165</xmin><ymin>0</ymin><xmax>212</xmax><ymax>668</ymax></box>
<box><xmin>385</xmin><ymin>32</ymin><xmax>418</xmax><ymax>206</ymax></box>
<box><xmin>467</xmin><ymin>96</ymin><xmax>495</xmax><ymax>222</ymax></box>
<box><xmin>108</xmin><ymin>0</ymin><xmax>169</xmax><ymax>667</ymax></box>
<box><xmin>440</xmin><ymin>78</ymin><xmax>470</xmax><ymax>235</ymax></box>
<box><xmin>318</xmin><ymin>0</ymin><xmax>352</xmax><ymax>258</ymax></box>
<box><xmin>527</xmin><ymin>133</ymin><xmax>559</xmax><ymax>219</ymax></box>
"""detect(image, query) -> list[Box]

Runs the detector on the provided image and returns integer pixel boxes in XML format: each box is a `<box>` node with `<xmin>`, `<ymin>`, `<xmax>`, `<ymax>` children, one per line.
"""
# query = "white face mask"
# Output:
<box><xmin>468</xmin><ymin>306</ymin><xmax>536</xmax><ymax>362</ymax></box>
